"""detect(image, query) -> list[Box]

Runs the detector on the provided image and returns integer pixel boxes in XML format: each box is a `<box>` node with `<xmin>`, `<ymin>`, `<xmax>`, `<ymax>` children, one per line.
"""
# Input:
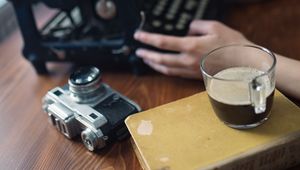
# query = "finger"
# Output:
<box><xmin>188</xmin><ymin>20</ymin><xmax>222</xmax><ymax>35</ymax></box>
<box><xmin>134</xmin><ymin>31</ymin><xmax>194</xmax><ymax>52</ymax></box>
<box><xmin>144</xmin><ymin>59</ymin><xmax>202</xmax><ymax>79</ymax></box>
<box><xmin>136</xmin><ymin>48</ymin><xmax>192</xmax><ymax>68</ymax></box>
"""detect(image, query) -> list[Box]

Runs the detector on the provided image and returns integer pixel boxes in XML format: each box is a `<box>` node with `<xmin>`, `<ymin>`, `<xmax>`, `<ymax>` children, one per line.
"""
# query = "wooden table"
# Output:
<box><xmin>0</xmin><ymin>0</ymin><xmax>300</xmax><ymax>169</ymax></box>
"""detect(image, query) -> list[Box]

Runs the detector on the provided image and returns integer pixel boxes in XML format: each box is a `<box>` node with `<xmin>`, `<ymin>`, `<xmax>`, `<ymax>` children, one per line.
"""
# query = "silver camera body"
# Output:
<box><xmin>42</xmin><ymin>67</ymin><xmax>141</xmax><ymax>151</ymax></box>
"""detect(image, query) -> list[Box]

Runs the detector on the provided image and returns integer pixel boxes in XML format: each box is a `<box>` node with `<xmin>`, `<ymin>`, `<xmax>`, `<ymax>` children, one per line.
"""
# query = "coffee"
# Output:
<box><xmin>208</xmin><ymin>67</ymin><xmax>275</xmax><ymax>128</ymax></box>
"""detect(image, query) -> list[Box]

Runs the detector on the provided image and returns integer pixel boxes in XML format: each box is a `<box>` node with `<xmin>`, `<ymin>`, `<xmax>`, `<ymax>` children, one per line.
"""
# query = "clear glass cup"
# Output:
<box><xmin>200</xmin><ymin>44</ymin><xmax>276</xmax><ymax>129</ymax></box>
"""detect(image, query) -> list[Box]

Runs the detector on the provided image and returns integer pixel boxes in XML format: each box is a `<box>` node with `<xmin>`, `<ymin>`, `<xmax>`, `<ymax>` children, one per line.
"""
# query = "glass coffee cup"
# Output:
<box><xmin>200</xmin><ymin>44</ymin><xmax>276</xmax><ymax>129</ymax></box>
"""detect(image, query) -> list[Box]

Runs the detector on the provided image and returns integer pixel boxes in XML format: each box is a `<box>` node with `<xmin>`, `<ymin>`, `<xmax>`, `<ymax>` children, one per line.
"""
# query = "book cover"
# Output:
<box><xmin>125</xmin><ymin>91</ymin><xmax>300</xmax><ymax>170</ymax></box>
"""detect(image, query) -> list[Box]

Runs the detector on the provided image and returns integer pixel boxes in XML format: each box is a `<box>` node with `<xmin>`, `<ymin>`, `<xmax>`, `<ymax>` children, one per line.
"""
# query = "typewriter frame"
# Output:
<box><xmin>10</xmin><ymin>0</ymin><xmax>222</xmax><ymax>75</ymax></box>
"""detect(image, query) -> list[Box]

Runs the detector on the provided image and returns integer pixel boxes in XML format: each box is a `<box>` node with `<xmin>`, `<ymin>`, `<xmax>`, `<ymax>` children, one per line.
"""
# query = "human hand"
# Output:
<box><xmin>134</xmin><ymin>20</ymin><xmax>251</xmax><ymax>79</ymax></box>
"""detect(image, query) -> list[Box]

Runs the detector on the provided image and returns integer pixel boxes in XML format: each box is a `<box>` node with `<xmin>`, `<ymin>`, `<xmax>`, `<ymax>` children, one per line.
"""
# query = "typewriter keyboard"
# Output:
<box><xmin>142</xmin><ymin>0</ymin><xmax>210</xmax><ymax>36</ymax></box>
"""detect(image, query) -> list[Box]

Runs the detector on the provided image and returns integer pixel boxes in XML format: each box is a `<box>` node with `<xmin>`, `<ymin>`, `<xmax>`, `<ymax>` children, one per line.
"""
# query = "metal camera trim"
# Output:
<box><xmin>42</xmin><ymin>66</ymin><xmax>141</xmax><ymax>151</ymax></box>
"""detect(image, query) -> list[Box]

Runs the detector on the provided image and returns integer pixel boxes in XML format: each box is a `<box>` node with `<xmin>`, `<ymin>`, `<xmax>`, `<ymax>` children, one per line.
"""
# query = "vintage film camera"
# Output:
<box><xmin>42</xmin><ymin>66</ymin><xmax>141</xmax><ymax>151</ymax></box>
<box><xmin>9</xmin><ymin>0</ymin><xmax>221</xmax><ymax>75</ymax></box>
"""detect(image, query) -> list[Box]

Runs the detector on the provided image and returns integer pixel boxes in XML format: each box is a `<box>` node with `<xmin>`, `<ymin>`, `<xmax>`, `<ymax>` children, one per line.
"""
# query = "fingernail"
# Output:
<box><xmin>135</xmin><ymin>49</ymin><xmax>145</xmax><ymax>56</ymax></box>
<box><xmin>134</xmin><ymin>31</ymin><xmax>141</xmax><ymax>39</ymax></box>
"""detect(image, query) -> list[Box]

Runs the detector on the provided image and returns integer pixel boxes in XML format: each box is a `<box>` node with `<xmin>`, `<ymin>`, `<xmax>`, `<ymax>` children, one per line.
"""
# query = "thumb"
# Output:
<box><xmin>188</xmin><ymin>20</ymin><xmax>220</xmax><ymax>35</ymax></box>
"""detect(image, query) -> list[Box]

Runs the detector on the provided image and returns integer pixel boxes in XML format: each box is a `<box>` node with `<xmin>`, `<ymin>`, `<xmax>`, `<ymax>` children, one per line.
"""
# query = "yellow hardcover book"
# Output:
<box><xmin>125</xmin><ymin>91</ymin><xmax>300</xmax><ymax>170</ymax></box>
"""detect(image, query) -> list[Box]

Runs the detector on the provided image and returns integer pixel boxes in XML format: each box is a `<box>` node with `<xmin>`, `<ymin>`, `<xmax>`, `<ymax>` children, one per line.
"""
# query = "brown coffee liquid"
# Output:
<box><xmin>208</xmin><ymin>67</ymin><xmax>275</xmax><ymax>126</ymax></box>
<box><xmin>209</xmin><ymin>91</ymin><xmax>274</xmax><ymax>125</ymax></box>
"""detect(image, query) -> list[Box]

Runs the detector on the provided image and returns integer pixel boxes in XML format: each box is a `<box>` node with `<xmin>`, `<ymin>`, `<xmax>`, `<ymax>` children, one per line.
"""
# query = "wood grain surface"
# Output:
<box><xmin>0</xmin><ymin>0</ymin><xmax>299</xmax><ymax>169</ymax></box>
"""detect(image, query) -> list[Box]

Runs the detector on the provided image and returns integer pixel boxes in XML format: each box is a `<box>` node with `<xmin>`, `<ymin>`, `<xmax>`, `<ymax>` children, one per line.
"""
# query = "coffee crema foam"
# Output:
<box><xmin>208</xmin><ymin>67</ymin><xmax>274</xmax><ymax>105</ymax></box>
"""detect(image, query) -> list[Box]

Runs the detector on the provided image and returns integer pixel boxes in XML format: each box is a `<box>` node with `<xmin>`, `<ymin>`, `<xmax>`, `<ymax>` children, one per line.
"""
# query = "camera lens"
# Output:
<box><xmin>69</xmin><ymin>67</ymin><xmax>100</xmax><ymax>86</ymax></box>
<box><xmin>68</xmin><ymin>67</ymin><xmax>105</xmax><ymax>104</ymax></box>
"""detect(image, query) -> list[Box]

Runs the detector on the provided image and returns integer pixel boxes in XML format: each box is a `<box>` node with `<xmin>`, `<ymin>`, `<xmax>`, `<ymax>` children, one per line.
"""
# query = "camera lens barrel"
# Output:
<box><xmin>68</xmin><ymin>67</ymin><xmax>105</xmax><ymax>103</ymax></box>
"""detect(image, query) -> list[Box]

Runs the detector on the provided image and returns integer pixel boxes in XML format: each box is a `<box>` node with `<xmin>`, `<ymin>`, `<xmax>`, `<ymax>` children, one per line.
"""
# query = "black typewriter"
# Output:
<box><xmin>139</xmin><ymin>0</ymin><xmax>218</xmax><ymax>36</ymax></box>
<box><xmin>9</xmin><ymin>0</ymin><xmax>222</xmax><ymax>74</ymax></box>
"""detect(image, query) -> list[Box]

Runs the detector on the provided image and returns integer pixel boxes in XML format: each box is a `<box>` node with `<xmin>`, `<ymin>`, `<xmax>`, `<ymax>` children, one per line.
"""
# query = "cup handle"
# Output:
<box><xmin>249</xmin><ymin>77</ymin><xmax>266</xmax><ymax>114</ymax></box>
